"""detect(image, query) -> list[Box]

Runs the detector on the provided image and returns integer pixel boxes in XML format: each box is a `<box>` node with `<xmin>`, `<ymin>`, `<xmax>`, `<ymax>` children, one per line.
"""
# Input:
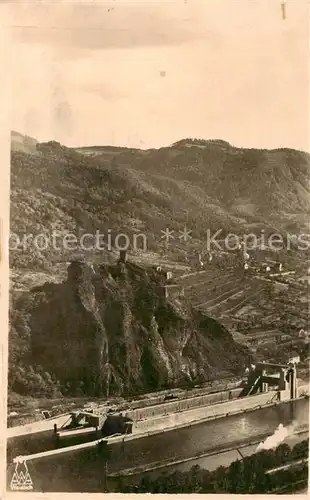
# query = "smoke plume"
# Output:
<box><xmin>256</xmin><ymin>422</ymin><xmax>296</xmax><ymax>452</ymax></box>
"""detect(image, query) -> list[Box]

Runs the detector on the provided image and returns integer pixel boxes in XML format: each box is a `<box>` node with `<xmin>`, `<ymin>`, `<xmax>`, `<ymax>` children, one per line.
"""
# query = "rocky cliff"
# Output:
<box><xmin>9</xmin><ymin>260</ymin><xmax>249</xmax><ymax>397</ymax></box>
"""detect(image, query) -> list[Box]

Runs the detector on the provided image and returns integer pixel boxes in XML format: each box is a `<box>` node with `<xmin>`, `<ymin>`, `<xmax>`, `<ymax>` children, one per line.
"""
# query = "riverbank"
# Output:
<box><xmin>7</xmin><ymin>394</ymin><xmax>280</xmax><ymax>462</ymax></box>
<box><xmin>112</xmin><ymin>434</ymin><xmax>309</xmax><ymax>494</ymax></box>
<box><xmin>7</xmin><ymin>383</ymin><xmax>309</xmax><ymax>464</ymax></box>
<box><xmin>7</xmin><ymin>398</ymin><xmax>308</xmax><ymax>492</ymax></box>
<box><xmin>7</xmin><ymin>376</ymin><xmax>242</xmax><ymax>428</ymax></box>
<box><xmin>107</xmin><ymin>429</ymin><xmax>309</xmax><ymax>483</ymax></box>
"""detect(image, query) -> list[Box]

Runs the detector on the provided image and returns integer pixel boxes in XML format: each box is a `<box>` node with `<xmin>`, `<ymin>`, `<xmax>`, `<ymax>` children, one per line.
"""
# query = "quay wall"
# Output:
<box><xmin>7</xmin><ymin>387</ymin><xmax>242</xmax><ymax>439</ymax></box>
<box><xmin>126</xmin><ymin>388</ymin><xmax>243</xmax><ymax>422</ymax></box>
<box><xmin>126</xmin><ymin>378</ymin><xmax>241</xmax><ymax>410</ymax></box>
<box><xmin>130</xmin><ymin>383</ymin><xmax>308</xmax><ymax>435</ymax></box>
<box><xmin>8</xmin><ymin>391</ymin><xmax>280</xmax><ymax>465</ymax></box>
<box><xmin>7</xmin><ymin>414</ymin><xmax>70</xmax><ymax>439</ymax></box>
<box><xmin>133</xmin><ymin>390</ymin><xmax>278</xmax><ymax>433</ymax></box>
<box><xmin>8</xmin><ymin>383</ymin><xmax>308</xmax><ymax>441</ymax></box>
<box><xmin>8</xmin><ymin>396</ymin><xmax>307</xmax><ymax>493</ymax></box>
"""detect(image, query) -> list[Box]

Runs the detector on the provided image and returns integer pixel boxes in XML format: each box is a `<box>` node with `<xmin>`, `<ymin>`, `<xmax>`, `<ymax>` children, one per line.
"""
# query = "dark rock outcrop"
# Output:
<box><xmin>9</xmin><ymin>261</ymin><xmax>249</xmax><ymax>397</ymax></box>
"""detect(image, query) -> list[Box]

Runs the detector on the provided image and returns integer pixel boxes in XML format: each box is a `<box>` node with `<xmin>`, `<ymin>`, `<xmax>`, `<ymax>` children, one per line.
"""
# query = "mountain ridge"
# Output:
<box><xmin>9</xmin><ymin>131</ymin><xmax>310</xmax><ymax>399</ymax></box>
<box><xmin>11</xmin><ymin>131</ymin><xmax>310</xmax><ymax>155</ymax></box>
<box><xmin>10</xmin><ymin>132</ymin><xmax>310</xmax><ymax>277</ymax></box>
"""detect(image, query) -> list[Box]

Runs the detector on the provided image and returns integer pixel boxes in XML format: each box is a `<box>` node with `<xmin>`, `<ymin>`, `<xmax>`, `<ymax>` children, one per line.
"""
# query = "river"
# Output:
<box><xmin>7</xmin><ymin>398</ymin><xmax>309</xmax><ymax>492</ymax></box>
<box><xmin>106</xmin><ymin>398</ymin><xmax>308</xmax><ymax>473</ymax></box>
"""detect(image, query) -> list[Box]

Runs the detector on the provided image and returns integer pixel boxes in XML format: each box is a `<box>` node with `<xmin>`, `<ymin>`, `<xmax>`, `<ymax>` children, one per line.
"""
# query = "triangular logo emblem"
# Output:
<box><xmin>10</xmin><ymin>458</ymin><xmax>33</xmax><ymax>491</ymax></box>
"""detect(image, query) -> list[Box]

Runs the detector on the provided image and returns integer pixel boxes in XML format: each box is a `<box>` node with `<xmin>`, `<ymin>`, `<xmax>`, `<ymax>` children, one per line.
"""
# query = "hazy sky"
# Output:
<box><xmin>7</xmin><ymin>0</ymin><xmax>309</xmax><ymax>150</ymax></box>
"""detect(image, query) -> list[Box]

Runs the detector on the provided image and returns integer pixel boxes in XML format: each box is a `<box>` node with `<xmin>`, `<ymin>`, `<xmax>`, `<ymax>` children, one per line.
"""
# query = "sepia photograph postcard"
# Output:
<box><xmin>0</xmin><ymin>0</ymin><xmax>309</xmax><ymax>495</ymax></box>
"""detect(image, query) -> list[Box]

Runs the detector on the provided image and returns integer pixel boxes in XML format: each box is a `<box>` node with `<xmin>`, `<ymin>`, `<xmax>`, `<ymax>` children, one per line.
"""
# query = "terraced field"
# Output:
<box><xmin>173</xmin><ymin>263</ymin><xmax>309</xmax><ymax>361</ymax></box>
<box><xmin>174</xmin><ymin>267</ymin><xmax>266</xmax><ymax>321</ymax></box>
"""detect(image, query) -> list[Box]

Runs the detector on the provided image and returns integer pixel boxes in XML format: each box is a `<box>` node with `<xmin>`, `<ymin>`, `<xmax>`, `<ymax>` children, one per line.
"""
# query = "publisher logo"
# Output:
<box><xmin>10</xmin><ymin>457</ymin><xmax>33</xmax><ymax>491</ymax></box>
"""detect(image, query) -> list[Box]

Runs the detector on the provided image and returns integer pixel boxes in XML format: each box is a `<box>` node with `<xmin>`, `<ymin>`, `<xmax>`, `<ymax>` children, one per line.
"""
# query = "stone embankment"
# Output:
<box><xmin>7</xmin><ymin>414</ymin><xmax>70</xmax><ymax>438</ymax></box>
<box><xmin>131</xmin><ymin>390</ymin><xmax>279</xmax><ymax>433</ymax></box>
<box><xmin>125</xmin><ymin>387</ymin><xmax>243</xmax><ymax>422</ymax></box>
<box><xmin>8</xmin><ymin>384</ymin><xmax>309</xmax><ymax>461</ymax></box>
<box><xmin>7</xmin><ymin>378</ymin><xmax>242</xmax><ymax>438</ymax></box>
<box><xmin>8</xmin><ymin>390</ymin><xmax>282</xmax><ymax>464</ymax></box>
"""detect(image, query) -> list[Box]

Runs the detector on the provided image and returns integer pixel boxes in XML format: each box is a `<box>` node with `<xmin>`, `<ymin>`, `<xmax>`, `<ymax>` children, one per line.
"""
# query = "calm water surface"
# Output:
<box><xmin>107</xmin><ymin>398</ymin><xmax>308</xmax><ymax>473</ymax></box>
